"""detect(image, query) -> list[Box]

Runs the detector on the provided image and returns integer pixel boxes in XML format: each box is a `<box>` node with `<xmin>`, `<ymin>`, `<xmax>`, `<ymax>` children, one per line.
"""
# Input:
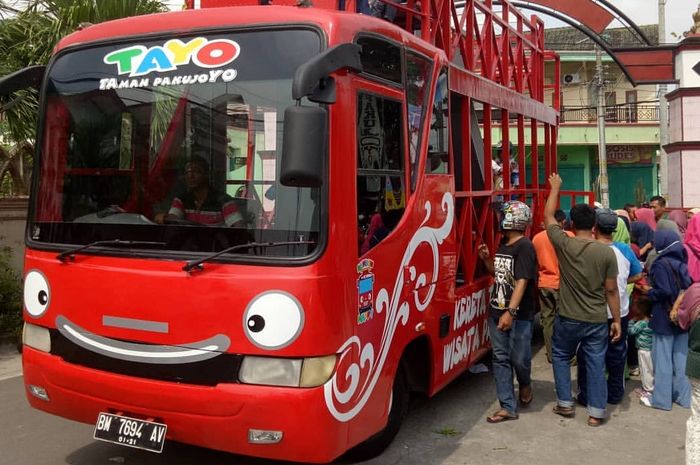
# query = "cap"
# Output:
<box><xmin>595</xmin><ymin>208</ymin><xmax>618</xmax><ymax>232</ymax></box>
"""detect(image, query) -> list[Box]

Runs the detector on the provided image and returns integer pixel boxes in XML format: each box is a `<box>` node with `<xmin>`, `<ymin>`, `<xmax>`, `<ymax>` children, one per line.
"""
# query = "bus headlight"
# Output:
<box><xmin>239</xmin><ymin>355</ymin><xmax>336</xmax><ymax>387</ymax></box>
<box><xmin>239</xmin><ymin>357</ymin><xmax>302</xmax><ymax>387</ymax></box>
<box><xmin>300</xmin><ymin>355</ymin><xmax>337</xmax><ymax>387</ymax></box>
<box><xmin>23</xmin><ymin>322</ymin><xmax>51</xmax><ymax>353</ymax></box>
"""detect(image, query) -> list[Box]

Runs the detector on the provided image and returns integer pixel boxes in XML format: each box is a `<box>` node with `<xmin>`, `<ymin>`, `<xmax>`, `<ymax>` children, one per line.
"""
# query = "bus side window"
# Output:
<box><xmin>357</xmin><ymin>92</ymin><xmax>406</xmax><ymax>256</ymax></box>
<box><xmin>406</xmin><ymin>52</ymin><xmax>432</xmax><ymax>188</ymax></box>
<box><xmin>426</xmin><ymin>69</ymin><xmax>449</xmax><ymax>174</ymax></box>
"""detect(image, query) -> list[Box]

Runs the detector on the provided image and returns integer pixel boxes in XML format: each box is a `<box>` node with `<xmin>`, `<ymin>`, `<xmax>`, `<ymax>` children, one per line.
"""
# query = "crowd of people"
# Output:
<box><xmin>477</xmin><ymin>174</ymin><xmax>700</xmax><ymax>464</ymax></box>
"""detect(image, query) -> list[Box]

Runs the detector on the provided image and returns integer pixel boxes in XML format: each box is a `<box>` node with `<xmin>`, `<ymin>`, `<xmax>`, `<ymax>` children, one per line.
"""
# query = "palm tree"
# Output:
<box><xmin>0</xmin><ymin>0</ymin><xmax>168</xmax><ymax>197</ymax></box>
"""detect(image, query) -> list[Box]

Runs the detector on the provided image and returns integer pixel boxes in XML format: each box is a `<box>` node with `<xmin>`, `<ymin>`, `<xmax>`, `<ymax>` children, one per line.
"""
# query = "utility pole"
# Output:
<box><xmin>596</xmin><ymin>45</ymin><xmax>610</xmax><ymax>208</ymax></box>
<box><xmin>658</xmin><ymin>0</ymin><xmax>669</xmax><ymax>200</ymax></box>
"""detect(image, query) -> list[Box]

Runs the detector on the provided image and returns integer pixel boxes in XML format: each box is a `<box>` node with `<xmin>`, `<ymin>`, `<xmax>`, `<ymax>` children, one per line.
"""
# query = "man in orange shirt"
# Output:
<box><xmin>532</xmin><ymin>209</ymin><xmax>573</xmax><ymax>363</ymax></box>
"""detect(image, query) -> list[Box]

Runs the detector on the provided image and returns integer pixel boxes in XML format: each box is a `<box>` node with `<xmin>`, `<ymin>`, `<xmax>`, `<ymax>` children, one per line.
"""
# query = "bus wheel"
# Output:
<box><xmin>347</xmin><ymin>364</ymin><xmax>409</xmax><ymax>461</ymax></box>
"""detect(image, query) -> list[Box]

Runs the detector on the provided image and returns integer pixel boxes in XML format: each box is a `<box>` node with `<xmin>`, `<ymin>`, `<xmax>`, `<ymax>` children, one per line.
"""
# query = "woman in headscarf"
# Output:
<box><xmin>613</xmin><ymin>217</ymin><xmax>635</xmax><ymax>296</ymax></box>
<box><xmin>631</xmin><ymin>221</ymin><xmax>654</xmax><ymax>261</ymax></box>
<box><xmin>641</xmin><ymin>228</ymin><xmax>693</xmax><ymax>411</ymax></box>
<box><xmin>636</xmin><ymin>207</ymin><xmax>657</xmax><ymax>231</ymax></box>
<box><xmin>686</xmin><ymin>214</ymin><xmax>700</xmax><ymax>283</ymax></box>
<box><xmin>613</xmin><ymin>217</ymin><xmax>631</xmax><ymax>244</ymax></box>
<box><xmin>647</xmin><ymin>220</ymin><xmax>682</xmax><ymax>271</ymax></box>
<box><xmin>669</xmin><ymin>210</ymin><xmax>688</xmax><ymax>236</ymax></box>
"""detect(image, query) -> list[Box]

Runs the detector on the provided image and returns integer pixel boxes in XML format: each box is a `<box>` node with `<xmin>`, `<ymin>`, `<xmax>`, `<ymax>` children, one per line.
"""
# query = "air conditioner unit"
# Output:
<box><xmin>562</xmin><ymin>73</ymin><xmax>581</xmax><ymax>84</ymax></box>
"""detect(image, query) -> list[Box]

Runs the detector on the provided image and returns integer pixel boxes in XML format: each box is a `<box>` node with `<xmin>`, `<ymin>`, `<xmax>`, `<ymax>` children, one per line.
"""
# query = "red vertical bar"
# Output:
<box><xmin>544</xmin><ymin>121</ymin><xmax>551</xmax><ymax>183</ymax></box>
<box><xmin>442</xmin><ymin>0</ymin><xmax>451</xmax><ymax>58</ymax></box>
<box><xmin>466</xmin><ymin>1</ymin><xmax>474</xmax><ymax>71</ymax></box>
<box><xmin>421</xmin><ymin>0</ymin><xmax>430</xmax><ymax>43</ymax></box>
<box><xmin>517</xmin><ymin>114</ymin><xmax>525</xmax><ymax>189</ymax></box>
<box><xmin>530</xmin><ymin>118</ymin><xmax>538</xmax><ymax>189</ymax></box>
<box><xmin>501</xmin><ymin>3</ymin><xmax>510</xmax><ymax>88</ymax></box>
<box><xmin>482</xmin><ymin>3</ymin><xmax>493</xmax><ymax>80</ymax></box>
<box><xmin>550</xmin><ymin>124</ymin><xmax>558</xmax><ymax>174</ymax></box>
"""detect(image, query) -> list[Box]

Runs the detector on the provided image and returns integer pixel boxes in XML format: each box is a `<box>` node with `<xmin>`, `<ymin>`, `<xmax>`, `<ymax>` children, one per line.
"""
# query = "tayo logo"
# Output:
<box><xmin>104</xmin><ymin>38</ymin><xmax>241</xmax><ymax>77</ymax></box>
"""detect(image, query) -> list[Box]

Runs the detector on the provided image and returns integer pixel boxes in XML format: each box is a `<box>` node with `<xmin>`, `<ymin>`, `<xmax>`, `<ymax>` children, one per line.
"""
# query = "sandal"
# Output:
<box><xmin>486</xmin><ymin>410</ymin><xmax>519</xmax><ymax>423</ymax></box>
<box><xmin>519</xmin><ymin>385</ymin><xmax>533</xmax><ymax>406</ymax></box>
<box><xmin>587</xmin><ymin>416</ymin><xmax>604</xmax><ymax>427</ymax></box>
<box><xmin>552</xmin><ymin>405</ymin><xmax>575</xmax><ymax>418</ymax></box>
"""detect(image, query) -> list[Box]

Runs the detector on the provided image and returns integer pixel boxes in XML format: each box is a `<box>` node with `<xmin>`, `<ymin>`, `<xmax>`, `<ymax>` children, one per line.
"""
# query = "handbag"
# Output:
<box><xmin>670</xmin><ymin>290</ymin><xmax>685</xmax><ymax>325</ymax></box>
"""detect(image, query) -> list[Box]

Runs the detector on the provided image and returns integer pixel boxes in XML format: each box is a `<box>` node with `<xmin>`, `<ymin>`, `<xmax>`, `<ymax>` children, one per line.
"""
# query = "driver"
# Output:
<box><xmin>155</xmin><ymin>156</ymin><xmax>243</xmax><ymax>226</ymax></box>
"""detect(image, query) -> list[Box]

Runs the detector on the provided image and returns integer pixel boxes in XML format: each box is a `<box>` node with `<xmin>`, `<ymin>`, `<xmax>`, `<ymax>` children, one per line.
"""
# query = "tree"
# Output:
<box><xmin>0</xmin><ymin>0</ymin><xmax>168</xmax><ymax>197</ymax></box>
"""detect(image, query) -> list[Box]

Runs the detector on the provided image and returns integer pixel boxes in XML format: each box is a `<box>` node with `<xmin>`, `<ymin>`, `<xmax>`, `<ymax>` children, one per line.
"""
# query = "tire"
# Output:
<box><xmin>346</xmin><ymin>364</ymin><xmax>409</xmax><ymax>462</ymax></box>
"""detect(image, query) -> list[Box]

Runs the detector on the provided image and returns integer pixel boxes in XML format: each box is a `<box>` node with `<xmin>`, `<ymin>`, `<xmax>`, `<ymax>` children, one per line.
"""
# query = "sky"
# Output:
<box><xmin>5</xmin><ymin>0</ymin><xmax>698</xmax><ymax>42</ymax></box>
<box><xmin>530</xmin><ymin>0</ymin><xmax>700</xmax><ymax>42</ymax></box>
<box><xmin>162</xmin><ymin>0</ymin><xmax>700</xmax><ymax>42</ymax></box>
<box><xmin>616</xmin><ymin>0</ymin><xmax>699</xmax><ymax>39</ymax></box>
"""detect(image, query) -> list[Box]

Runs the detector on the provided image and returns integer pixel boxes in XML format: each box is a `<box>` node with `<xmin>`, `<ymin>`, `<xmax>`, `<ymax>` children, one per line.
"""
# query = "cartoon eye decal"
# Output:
<box><xmin>24</xmin><ymin>270</ymin><xmax>51</xmax><ymax>318</ymax></box>
<box><xmin>243</xmin><ymin>292</ymin><xmax>304</xmax><ymax>350</ymax></box>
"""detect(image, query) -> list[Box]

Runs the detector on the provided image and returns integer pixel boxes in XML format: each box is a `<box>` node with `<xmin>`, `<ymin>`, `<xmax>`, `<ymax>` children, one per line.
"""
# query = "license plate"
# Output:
<box><xmin>93</xmin><ymin>412</ymin><xmax>167</xmax><ymax>453</ymax></box>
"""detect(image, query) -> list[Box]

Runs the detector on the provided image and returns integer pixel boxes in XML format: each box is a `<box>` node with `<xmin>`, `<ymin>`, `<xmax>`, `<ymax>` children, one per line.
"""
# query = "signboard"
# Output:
<box><xmin>594</xmin><ymin>145</ymin><xmax>654</xmax><ymax>165</ymax></box>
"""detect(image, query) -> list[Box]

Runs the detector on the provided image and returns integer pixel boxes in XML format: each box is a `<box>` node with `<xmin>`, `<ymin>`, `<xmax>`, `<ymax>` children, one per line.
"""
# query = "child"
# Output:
<box><xmin>629</xmin><ymin>296</ymin><xmax>654</xmax><ymax>397</ymax></box>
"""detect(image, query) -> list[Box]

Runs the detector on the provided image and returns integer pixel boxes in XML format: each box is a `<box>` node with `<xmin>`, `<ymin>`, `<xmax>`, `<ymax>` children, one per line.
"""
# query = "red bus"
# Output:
<box><xmin>1</xmin><ymin>0</ymin><xmax>588</xmax><ymax>461</ymax></box>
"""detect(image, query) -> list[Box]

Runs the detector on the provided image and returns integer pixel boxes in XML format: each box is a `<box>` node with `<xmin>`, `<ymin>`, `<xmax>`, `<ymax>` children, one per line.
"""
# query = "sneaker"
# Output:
<box><xmin>629</xmin><ymin>367</ymin><xmax>640</xmax><ymax>376</ymax></box>
<box><xmin>634</xmin><ymin>388</ymin><xmax>649</xmax><ymax>398</ymax></box>
<box><xmin>639</xmin><ymin>394</ymin><xmax>653</xmax><ymax>408</ymax></box>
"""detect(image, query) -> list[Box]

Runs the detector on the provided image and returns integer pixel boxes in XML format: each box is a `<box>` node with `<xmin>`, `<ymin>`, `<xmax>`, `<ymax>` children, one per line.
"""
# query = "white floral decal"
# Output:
<box><xmin>324</xmin><ymin>192</ymin><xmax>454</xmax><ymax>422</ymax></box>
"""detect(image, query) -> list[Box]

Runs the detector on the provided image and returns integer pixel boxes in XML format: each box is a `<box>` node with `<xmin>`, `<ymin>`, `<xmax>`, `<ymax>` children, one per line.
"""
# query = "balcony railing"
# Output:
<box><xmin>560</xmin><ymin>104</ymin><xmax>659</xmax><ymax>123</ymax></box>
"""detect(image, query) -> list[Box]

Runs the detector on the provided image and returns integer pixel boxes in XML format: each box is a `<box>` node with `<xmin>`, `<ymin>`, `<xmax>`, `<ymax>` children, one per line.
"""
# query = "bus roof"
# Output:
<box><xmin>54</xmin><ymin>6</ymin><xmax>432</xmax><ymax>55</ymax></box>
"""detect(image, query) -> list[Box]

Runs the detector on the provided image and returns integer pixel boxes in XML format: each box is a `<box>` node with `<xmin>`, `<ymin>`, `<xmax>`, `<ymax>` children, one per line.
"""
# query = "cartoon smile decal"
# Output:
<box><xmin>55</xmin><ymin>316</ymin><xmax>230</xmax><ymax>364</ymax></box>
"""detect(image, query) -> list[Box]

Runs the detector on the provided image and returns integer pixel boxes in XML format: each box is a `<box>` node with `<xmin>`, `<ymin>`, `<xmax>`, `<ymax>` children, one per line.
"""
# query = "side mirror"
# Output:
<box><xmin>292</xmin><ymin>43</ymin><xmax>362</xmax><ymax>104</ymax></box>
<box><xmin>280</xmin><ymin>106</ymin><xmax>327</xmax><ymax>188</ymax></box>
<box><xmin>0</xmin><ymin>65</ymin><xmax>46</xmax><ymax>98</ymax></box>
<box><xmin>280</xmin><ymin>43</ymin><xmax>361</xmax><ymax>187</ymax></box>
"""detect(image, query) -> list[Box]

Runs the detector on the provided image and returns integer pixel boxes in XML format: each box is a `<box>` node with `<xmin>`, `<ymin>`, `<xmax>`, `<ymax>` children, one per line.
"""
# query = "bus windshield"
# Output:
<box><xmin>30</xmin><ymin>28</ymin><xmax>324</xmax><ymax>260</ymax></box>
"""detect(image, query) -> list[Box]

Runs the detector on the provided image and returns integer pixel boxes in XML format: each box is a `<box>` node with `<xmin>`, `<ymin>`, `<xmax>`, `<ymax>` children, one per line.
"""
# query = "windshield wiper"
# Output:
<box><xmin>56</xmin><ymin>240</ymin><xmax>167</xmax><ymax>263</ymax></box>
<box><xmin>183</xmin><ymin>241</ymin><xmax>316</xmax><ymax>273</ymax></box>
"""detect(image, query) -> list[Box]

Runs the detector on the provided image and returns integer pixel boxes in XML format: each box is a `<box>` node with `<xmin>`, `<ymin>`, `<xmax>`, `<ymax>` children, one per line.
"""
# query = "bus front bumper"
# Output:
<box><xmin>22</xmin><ymin>347</ymin><xmax>348</xmax><ymax>463</ymax></box>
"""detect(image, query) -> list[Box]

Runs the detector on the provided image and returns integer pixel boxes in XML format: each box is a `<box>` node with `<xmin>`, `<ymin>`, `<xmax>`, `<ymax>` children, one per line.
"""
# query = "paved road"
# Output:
<box><xmin>0</xmin><ymin>339</ymin><xmax>690</xmax><ymax>465</ymax></box>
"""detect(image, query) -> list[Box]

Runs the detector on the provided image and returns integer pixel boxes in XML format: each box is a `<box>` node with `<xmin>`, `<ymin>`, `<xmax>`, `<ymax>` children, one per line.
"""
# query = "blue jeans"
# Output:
<box><xmin>488</xmin><ymin>316</ymin><xmax>533</xmax><ymax>415</ymax></box>
<box><xmin>577</xmin><ymin>316</ymin><xmax>629</xmax><ymax>405</ymax></box>
<box><xmin>651</xmin><ymin>332</ymin><xmax>691</xmax><ymax>410</ymax></box>
<box><xmin>552</xmin><ymin>315</ymin><xmax>608</xmax><ymax>419</ymax></box>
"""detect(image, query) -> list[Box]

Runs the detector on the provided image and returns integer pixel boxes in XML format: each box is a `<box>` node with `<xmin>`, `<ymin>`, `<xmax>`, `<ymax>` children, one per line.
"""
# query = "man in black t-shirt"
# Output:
<box><xmin>478</xmin><ymin>200</ymin><xmax>538</xmax><ymax>423</ymax></box>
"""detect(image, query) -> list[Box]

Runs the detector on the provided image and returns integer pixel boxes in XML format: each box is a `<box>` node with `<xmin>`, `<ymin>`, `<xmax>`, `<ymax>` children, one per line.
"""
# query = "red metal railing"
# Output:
<box><xmin>186</xmin><ymin>0</ymin><xmax>572</xmax><ymax>286</ymax></box>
